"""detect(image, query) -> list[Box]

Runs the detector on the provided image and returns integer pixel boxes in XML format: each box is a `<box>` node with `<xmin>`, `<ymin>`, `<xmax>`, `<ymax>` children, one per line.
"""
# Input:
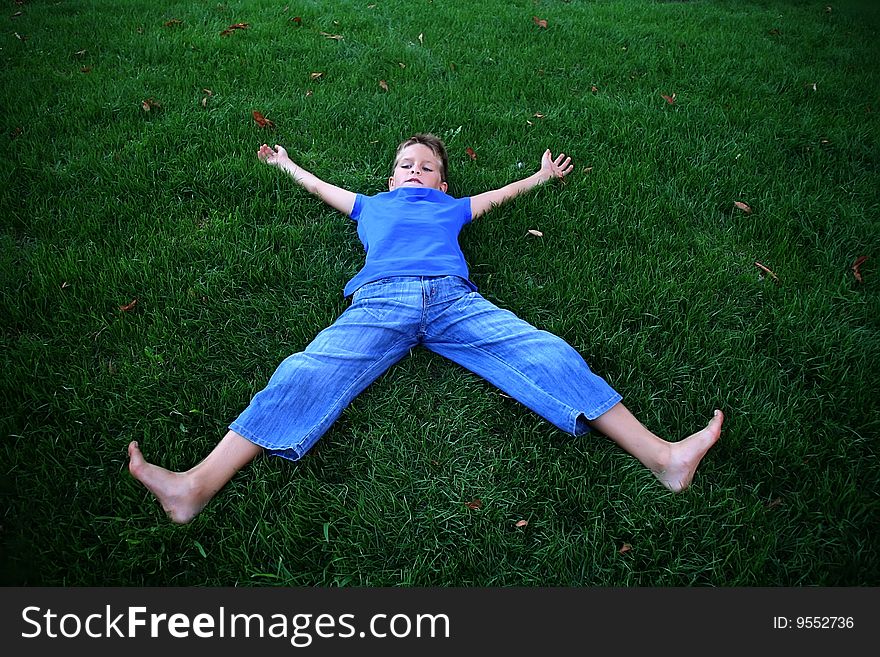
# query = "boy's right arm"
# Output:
<box><xmin>258</xmin><ymin>144</ymin><xmax>357</xmax><ymax>216</ymax></box>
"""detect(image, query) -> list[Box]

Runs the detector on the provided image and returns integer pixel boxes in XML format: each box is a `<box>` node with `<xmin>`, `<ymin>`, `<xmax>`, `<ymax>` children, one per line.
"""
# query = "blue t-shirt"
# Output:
<box><xmin>343</xmin><ymin>187</ymin><xmax>477</xmax><ymax>297</ymax></box>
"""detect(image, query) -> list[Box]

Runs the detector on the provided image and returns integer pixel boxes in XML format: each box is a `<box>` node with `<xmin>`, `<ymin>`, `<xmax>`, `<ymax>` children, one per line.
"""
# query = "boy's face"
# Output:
<box><xmin>388</xmin><ymin>144</ymin><xmax>447</xmax><ymax>192</ymax></box>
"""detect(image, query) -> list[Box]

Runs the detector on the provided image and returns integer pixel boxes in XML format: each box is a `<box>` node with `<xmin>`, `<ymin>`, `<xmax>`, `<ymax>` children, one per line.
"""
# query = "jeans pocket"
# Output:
<box><xmin>353</xmin><ymin>277</ymin><xmax>394</xmax><ymax>302</ymax></box>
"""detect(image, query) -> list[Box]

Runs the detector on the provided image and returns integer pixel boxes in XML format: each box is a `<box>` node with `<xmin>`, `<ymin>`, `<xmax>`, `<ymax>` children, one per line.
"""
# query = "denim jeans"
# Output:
<box><xmin>230</xmin><ymin>276</ymin><xmax>622</xmax><ymax>460</ymax></box>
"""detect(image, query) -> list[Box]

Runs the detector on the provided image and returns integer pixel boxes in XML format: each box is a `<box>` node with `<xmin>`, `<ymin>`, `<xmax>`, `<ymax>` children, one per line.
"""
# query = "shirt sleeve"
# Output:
<box><xmin>350</xmin><ymin>194</ymin><xmax>366</xmax><ymax>222</ymax></box>
<box><xmin>459</xmin><ymin>196</ymin><xmax>473</xmax><ymax>225</ymax></box>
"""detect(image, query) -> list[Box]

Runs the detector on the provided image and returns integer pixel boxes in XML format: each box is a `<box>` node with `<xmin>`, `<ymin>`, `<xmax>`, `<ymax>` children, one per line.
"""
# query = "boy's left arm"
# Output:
<box><xmin>470</xmin><ymin>149</ymin><xmax>573</xmax><ymax>220</ymax></box>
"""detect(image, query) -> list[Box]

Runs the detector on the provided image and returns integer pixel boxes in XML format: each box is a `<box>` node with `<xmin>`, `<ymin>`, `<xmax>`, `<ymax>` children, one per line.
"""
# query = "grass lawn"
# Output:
<box><xmin>1</xmin><ymin>0</ymin><xmax>878</xmax><ymax>586</ymax></box>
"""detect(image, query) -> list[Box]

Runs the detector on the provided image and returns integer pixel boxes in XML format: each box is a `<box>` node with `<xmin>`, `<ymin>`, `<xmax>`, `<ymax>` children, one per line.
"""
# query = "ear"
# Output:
<box><xmin>440</xmin><ymin>181</ymin><xmax>448</xmax><ymax>193</ymax></box>
<box><xmin>388</xmin><ymin>176</ymin><xmax>396</xmax><ymax>190</ymax></box>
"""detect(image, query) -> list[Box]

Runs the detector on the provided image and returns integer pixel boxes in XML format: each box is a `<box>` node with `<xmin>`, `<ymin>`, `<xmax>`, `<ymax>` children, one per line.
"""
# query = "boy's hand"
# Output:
<box><xmin>258</xmin><ymin>143</ymin><xmax>292</xmax><ymax>168</ymax></box>
<box><xmin>539</xmin><ymin>149</ymin><xmax>573</xmax><ymax>182</ymax></box>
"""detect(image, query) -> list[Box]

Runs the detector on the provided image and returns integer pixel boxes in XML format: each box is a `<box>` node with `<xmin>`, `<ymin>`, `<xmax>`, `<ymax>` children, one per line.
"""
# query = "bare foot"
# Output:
<box><xmin>127</xmin><ymin>441</ymin><xmax>205</xmax><ymax>524</ymax></box>
<box><xmin>654</xmin><ymin>410</ymin><xmax>724</xmax><ymax>492</ymax></box>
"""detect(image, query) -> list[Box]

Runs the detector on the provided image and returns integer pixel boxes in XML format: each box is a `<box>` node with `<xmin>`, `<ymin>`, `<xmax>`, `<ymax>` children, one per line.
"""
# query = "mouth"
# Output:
<box><xmin>405</xmin><ymin>178</ymin><xmax>423</xmax><ymax>184</ymax></box>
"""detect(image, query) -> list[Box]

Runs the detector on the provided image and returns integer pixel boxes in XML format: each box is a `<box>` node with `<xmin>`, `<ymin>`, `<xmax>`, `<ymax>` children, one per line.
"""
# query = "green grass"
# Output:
<box><xmin>2</xmin><ymin>0</ymin><xmax>878</xmax><ymax>586</ymax></box>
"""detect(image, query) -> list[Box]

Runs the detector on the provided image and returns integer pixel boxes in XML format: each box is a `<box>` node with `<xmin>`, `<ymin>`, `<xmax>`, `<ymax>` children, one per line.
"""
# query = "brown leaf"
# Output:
<box><xmin>852</xmin><ymin>255</ymin><xmax>868</xmax><ymax>283</ymax></box>
<box><xmin>465</xmin><ymin>498</ymin><xmax>482</xmax><ymax>510</ymax></box>
<box><xmin>515</xmin><ymin>520</ymin><xmax>528</xmax><ymax>528</ymax></box>
<box><xmin>320</xmin><ymin>31</ymin><xmax>344</xmax><ymax>40</ymax></box>
<box><xmin>164</xmin><ymin>19</ymin><xmax>182</xmax><ymax>28</ymax></box>
<box><xmin>661</xmin><ymin>93</ymin><xmax>677</xmax><ymax>105</ymax></box>
<box><xmin>252</xmin><ymin>110</ymin><xmax>275</xmax><ymax>128</ymax></box>
<box><xmin>619</xmin><ymin>543</ymin><xmax>632</xmax><ymax>554</ymax></box>
<box><xmin>202</xmin><ymin>89</ymin><xmax>214</xmax><ymax>96</ymax></box>
<box><xmin>733</xmin><ymin>201</ymin><xmax>752</xmax><ymax>214</ymax></box>
<box><xmin>119</xmin><ymin>299</ymin><xmax>138</xmax><ymax>312</ymax></box>
<box><xmin>591</xmin><ymin>85</ymin><xmax>598</xmax><ymax>92</ymax></box>
<box><xmin>754</xmin><ymin>261</ymin><xmax>780</xmax><ymax>285</ymax></box>
<box><xmin>220</xmin><ymin>23</ymin><xmax>249</xmax><ymax>36</ymax></box>
<box><xmin>141</xmin><ymin>98</ymin><xmax>161</xmax><ymax>112</ymax></box>
<box><xmin>584</xmin><ymin>166</ymin><xmax>593</xmax><ymax>173</ymax></box>
<box><xmin>290</xmin><ymin>16</ymin><xmax>302</xmax><ymax>25</ymax></box>
<box><xmin>309</xmin><ymin>71</ymin><xmax>324</xmax><ymax>81</ymax></box>
<box><xmin>533</xmin><ymin>16</ymin><xmax>548</xmax><ymax>29</ymax></box>
<box><xmin>379</xmin><ymin>79</ymin><xmax>389</xmax><ymax>92</ymax></box>
<box><xmin>201</xmin><ymin>97</ymin><xmax>208</xmax><ymax>108</ymax></box>
<box><xmin>533</xmin><ymin>112</ymin><xmax>545</xmax><ymax>119</ymax></box>
<box><xmin>80</xmin><ymin>66</ymin><xmax>91</xmax><ymax>74</ymax></box>
<box><xmin>527</xmin><ymin>229</ymin><xmax>544</xmax><ymax>238</ymax></box>
<box><xmin>465</xmin><ymin>147</ymin><xmax>477</xmax><ymax>160</ymax></box>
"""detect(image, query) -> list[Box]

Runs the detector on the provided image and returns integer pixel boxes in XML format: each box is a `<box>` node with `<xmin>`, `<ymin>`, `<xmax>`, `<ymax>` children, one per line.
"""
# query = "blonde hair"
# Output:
<box><xmin>392</xmin><ymin>133</ymin><xmax>449</xmax><ymax>182</ymax></box>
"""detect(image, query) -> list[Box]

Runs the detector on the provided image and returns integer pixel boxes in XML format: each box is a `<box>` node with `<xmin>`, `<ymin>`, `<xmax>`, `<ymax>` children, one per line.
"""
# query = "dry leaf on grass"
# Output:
<box><xmin>619</xmin><ymin>543</ymin><xmax>632</xmax><ymax>554</ymax></box>
<box><xmin>515</xmin><ymin>520</ymin><xmax>528</xmax><ymax>528</ymax></box>
<box><xmin>379</xmin><ymin>80</ymin><xmax>389</xmax><ymax>91</ymax></box>
<box><xmin>465</xmin><ymin>147</ymin><xmax>477</xmax><ymax>160</ymax></box>
<box><xmin>533</xmin><ymin>16</ymin><xmax>548</xmax><ymax>28</ymax></box>
<box><xmin>220</xmin><ymin>23</ymin><xmax>249</xmax><ymax>36</ymax></box>
<box><xmin>661</xmin><ymin>93</ymin><xmax>677</xmax><ymax>105</ymax></box>
<box><xmin>754</xmin><ymin>261</ymin><xmax>780</xmax><ymax>285</ymax></box>
<box><xmin>252</xmin><ymin>111</ymin><xmax>275</xmax><ymax>128</ymax></box>
<box><xmin>734</xmin><ymin>201</ymin><xmax>752</xmax><ymax>214</ymax></box>
<box><xmin>465</xmin><ymin>499</ymin><xmax>482</xmax><ymax>510</ymax></box>
<box><xmin>141</xmin><ymin>98</ymin><xmax>161</xmax><ymax>112</ymax></box>
<box><xmin>527</xmin><ymin>229</ymin><xmax>544</xmax><ymax>238</ymax></box>
<box><xmin>852</xmin><ymin>255</ymin><xmax>868</xmax><ymax>283</ymax></box>
<box><xmin>119</xmin><ymin>299</ymin><xmax>138</xmax><ymax>312</ymax></box>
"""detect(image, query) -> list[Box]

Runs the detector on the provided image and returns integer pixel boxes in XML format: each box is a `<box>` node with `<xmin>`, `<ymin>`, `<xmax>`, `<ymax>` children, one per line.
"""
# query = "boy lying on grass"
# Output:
<box><xmin>128</xmin><ymin>133</ymin><xmax>723</xmax><ymax>524</ymax></box>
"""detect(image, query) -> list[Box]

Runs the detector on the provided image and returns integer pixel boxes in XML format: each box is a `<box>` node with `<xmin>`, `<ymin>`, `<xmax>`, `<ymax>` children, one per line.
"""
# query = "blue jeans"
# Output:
<box><xmin>230</xmin><ymin>276</ymin><xmax>622</xmax><ymax>460</ymax></box>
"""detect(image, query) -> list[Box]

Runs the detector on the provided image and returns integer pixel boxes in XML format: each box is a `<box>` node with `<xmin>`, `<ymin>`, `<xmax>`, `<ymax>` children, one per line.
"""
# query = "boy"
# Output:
<box><xmin>128</xmin><ymin>134</ymin><xmax>723</xmax><ymax>524</ymax></box>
